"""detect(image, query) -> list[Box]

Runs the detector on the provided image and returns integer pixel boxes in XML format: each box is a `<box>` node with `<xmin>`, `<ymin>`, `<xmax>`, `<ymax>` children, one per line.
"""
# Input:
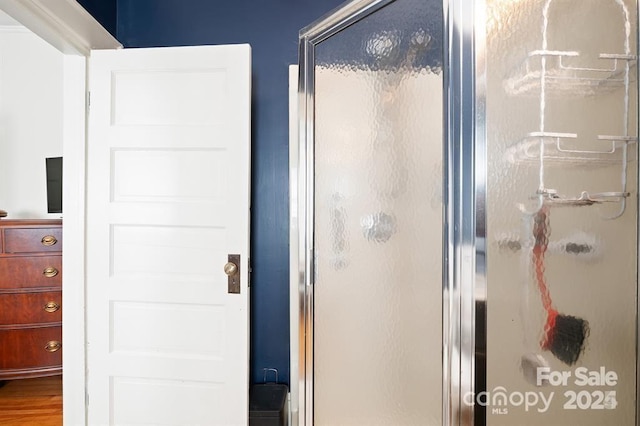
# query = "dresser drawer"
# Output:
<box><xmin>0</xmin><ymin>326</ymin><xmax>62</xmax><ymax>370</ymax></box>
<box><xmin>4</xmin><ymin>227</ymin><xmax>62</xmax><ymax>253</ymax></box>
<box><xmin>0</xmin><ymin>256</ymin><xmax>62</xmax><ymax>289</ymax></box>
<box><xmin>0</xmin><ymin>291</ymin><xmax>62</xmax><ymax>324</ymax></box>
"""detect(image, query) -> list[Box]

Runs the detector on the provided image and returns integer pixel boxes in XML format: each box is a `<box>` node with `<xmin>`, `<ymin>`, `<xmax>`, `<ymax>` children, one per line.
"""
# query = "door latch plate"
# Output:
<box><xmin>227</xmin><ymin>254</ymin><xmax>241</xmax><ymax>294</ymax></box>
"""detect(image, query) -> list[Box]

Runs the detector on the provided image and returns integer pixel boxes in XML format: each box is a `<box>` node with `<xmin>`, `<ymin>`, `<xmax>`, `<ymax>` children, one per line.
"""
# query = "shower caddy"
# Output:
<box><xmin>505</xmin><ymin>0</ymin><xmax>637</xmax><ymax>220</ymax></box>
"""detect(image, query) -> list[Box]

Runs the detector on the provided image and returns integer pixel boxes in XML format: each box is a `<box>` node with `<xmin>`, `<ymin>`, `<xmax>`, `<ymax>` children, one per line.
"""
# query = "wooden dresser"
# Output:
<box><xmin>0</xmin><ymin>219</ymin><xmax>62</xmax><ymax>380</ymax></box>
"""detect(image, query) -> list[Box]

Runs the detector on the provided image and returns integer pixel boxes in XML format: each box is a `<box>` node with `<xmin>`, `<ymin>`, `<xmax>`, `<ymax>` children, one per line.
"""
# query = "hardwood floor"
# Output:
<box><xmin>0</xmin><ymin>376</ymin><xmax>62</xmax><ymax>426</ymax></box>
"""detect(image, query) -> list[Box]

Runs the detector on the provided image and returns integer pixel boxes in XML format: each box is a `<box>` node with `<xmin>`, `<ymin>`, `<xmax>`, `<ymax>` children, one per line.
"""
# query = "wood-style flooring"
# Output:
<box><xmin>0</xmin><ymin>376</ymin><xmax>62</xmax><ymax>425</ymax></box>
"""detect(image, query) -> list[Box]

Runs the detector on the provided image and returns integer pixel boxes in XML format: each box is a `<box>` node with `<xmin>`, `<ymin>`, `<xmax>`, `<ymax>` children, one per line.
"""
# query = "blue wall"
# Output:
<box><xmin>77</xmin><ymin>0</ymin><xmax>117</xmax><ymax>38</ymax></box>
<box><xmin>89</xmin><ymin>0</ymin><xmax>344</xmax><ymax>385</ymax></box>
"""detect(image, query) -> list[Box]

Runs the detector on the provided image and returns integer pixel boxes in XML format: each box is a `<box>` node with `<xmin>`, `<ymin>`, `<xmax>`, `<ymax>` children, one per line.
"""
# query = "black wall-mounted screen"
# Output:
<box><xmin>46</xmin><ymin>157</ymin><xmax>63</xmax><ymax>214</ymax></box>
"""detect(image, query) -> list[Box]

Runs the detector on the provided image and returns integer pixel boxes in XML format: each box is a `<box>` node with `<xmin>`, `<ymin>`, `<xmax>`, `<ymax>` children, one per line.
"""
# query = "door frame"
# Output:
<box><xmin>0</xmin><ymin>2</ymin><xmax>120</xmax><ymax>425</ymax></box>
<box><xmin>296</xmin><ymin>2</ymin><xmax>414</xmax><ymax>424</ymax></box>
<box><xmin>295</xmin><ymin>0</ymin><xmax>483</xmax><ymax>425</ymax></box>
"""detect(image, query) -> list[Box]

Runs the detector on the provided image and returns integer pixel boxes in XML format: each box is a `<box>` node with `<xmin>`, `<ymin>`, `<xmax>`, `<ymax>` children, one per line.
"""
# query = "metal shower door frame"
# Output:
<box><xmin>295</xmin><ymin>0</ymin><xmax>486</xmax><ymax>424</ymax></box>
<box><xmin>447</xmin><ymin>0</ymin><xmax>487</xmax><ymax>425</ymax></box>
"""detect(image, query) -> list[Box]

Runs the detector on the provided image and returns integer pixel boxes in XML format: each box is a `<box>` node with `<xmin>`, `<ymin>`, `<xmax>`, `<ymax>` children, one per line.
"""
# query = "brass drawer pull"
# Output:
<box><xmin>43</xmin><ymin>267</ymin><xmax>59</xmax><ymax>278</ymax></box>
<box><xmin>41</xmin><ymin>235</ymin><xmax>58</xmax><ymax>246</ymax></box>
<box><xmin>44</xmin><ymin>341</ymin><xmax>61</xmax><ymax>353</ymax></box>
<box><xmin>44</xmin><ymin>301</ymin><xmax>60</xmax><ymax>313</ymax></box>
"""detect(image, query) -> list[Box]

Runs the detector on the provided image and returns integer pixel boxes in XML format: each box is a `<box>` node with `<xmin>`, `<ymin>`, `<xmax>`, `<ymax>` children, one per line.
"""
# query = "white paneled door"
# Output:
<box><xmin>85</xmin><ymin>45</ymin><xmax>251</xmax><ymax>426</ymax></box>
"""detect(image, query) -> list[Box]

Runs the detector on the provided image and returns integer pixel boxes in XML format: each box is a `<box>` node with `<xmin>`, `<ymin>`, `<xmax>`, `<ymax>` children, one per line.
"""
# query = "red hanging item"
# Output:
<box><xmin>532</xmin><ymin>207</ymin><xmax>589</xmax><ymax>365</ymax></box>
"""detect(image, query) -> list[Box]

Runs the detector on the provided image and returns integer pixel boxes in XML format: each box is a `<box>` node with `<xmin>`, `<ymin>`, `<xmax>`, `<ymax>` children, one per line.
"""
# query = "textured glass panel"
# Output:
<box><xmin>313</xmin><ymin>0</ymin><xmax>443</xmax><ymax>425</ymax></box>
<box><xmin>486</xmin><ymin>0</ymin><xmax>638</xmax><ymax>425</ymax></box>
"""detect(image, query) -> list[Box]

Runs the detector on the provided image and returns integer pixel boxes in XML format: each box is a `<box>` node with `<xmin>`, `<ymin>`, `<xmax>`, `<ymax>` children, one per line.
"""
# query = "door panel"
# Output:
<box><xmin>86</xmin><ymin>45</ymin><xmax>251</xmax><ymax>426</ymax></box>
<box><xmin>309</xmin><ymin>0</ymin><xmax>444</xmax><ymax>424</ymax></box>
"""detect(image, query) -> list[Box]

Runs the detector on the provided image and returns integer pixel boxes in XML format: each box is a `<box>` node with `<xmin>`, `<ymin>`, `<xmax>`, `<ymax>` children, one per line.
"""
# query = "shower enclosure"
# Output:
<box><xmin>292</xmin><ymin>0</ymin><xmax>639</xmax><ymax>424</ymax></box>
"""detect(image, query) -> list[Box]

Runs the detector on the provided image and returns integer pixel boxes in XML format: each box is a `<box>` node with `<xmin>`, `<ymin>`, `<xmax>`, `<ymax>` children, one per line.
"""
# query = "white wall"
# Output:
<box><xmin>0</xmin><ymin>21</ymin><xmax>64</xmax><ymax>219</ymax></box>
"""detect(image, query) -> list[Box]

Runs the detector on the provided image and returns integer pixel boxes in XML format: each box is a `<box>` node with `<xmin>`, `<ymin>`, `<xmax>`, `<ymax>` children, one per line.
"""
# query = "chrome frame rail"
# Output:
<box><xmin>475</xmin><ymin>1</ymin><xmax>488</xmax><ymax>425</ymax></box>
<box><xmin>445</xmin><ymin>0</ymin><xmax>484</xmax><ymax>425</ymax></box>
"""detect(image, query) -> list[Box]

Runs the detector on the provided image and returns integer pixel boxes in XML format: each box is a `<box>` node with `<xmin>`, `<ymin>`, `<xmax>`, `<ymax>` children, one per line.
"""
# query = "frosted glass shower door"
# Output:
<box><xmin>484</xmin><ymin>0</ymin><xmax>639</xmax><ymax>425</ymax></box>
<box><xmin>305</xmin><ymin>0</ymin><xmax>444</xmax><ymax>424</ymax></box>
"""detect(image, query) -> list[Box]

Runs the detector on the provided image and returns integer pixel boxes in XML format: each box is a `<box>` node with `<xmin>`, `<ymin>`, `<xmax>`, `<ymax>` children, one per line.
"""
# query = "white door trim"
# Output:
<box><xmin>288</xmin><ymin>64</ymin><xmax>300</xmax><ymax>426</ymax></box>
<box><xmin>0</xmin><ymin>0</ymin><xmax>121</xmax><ymax>54</ymax></box>
<box><xmin>0</xmin><ymin>4</ymin><xmax>119</xmax><ymax>425</ymax></box>
<box><xmin>61</xmin><ymin>54</ymin><xmax>89</xmax><ymax>426</ymax></box>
